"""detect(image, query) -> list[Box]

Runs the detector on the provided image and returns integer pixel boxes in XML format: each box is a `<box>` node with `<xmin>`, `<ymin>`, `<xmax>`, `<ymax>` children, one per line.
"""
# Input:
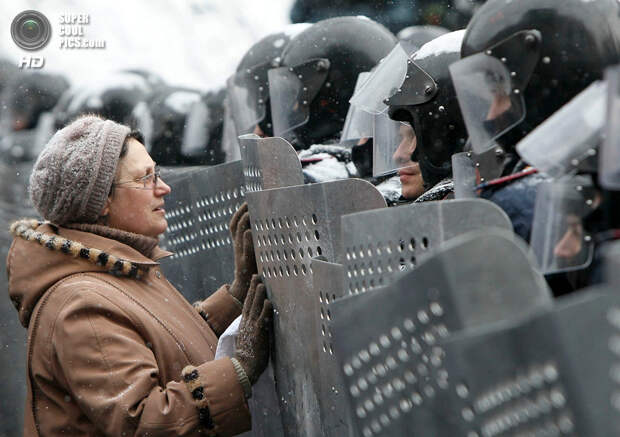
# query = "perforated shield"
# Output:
<box><xmin>238</xmin><ymin>134</ymin><xmax>303</xmax><ymax>192</ymax></box>
<box><xmin>340</xmin><ymin>198</ymin><xmax>512</xmax><ymax>295</ymax></box>
<box><xmin>439</xmin><ymin>289</ymin><xmax>620</xmax><ymax>437</ymax></box>
<box><xmin>246</xmin><ymin>179</ymin><xmax>387</xmax><ymax>437</ymax></box>
<box><xmin>330</xmin><ymin>230</ymin><xmax>552</xmax><ymax>437</ymax></box>
<box><xmin>159</xmin><ymin>161</ymin><xmax>245</xmax><ymax>302</ymax></box>
<box><xmin>311</xmin><ymin>258</ymin><xmax>355</xmax><ymax>437</ymax></box>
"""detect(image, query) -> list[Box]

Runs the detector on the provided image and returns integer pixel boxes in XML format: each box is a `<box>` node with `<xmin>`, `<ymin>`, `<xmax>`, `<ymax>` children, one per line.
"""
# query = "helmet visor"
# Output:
<box><xmin>341</xmin><ymin>72</ymin><xmax>374</xmax><ymax>143</ymax></box>
<box><xmin>372</xmin><ymin>114</ymin><xmax>412</xmax><ymax>177</ymax></box>
<box><xmin>226</xmin><ymin>62</ymin><xmax>271</xmax><ymax>134</ymax></box>
<box><xmin>530</xmin><ymin>178</ymin><xmax>597</xmax><ymax>274</ymax></box>
<box><xmin>181</xmin><ymin>100</ymin><xmax>209</xmax><ymax>157</ymax></box>
<box><xmin>268</xmin><ymin>58</ymin><xmax>329</xmax><ymax>139</ymax></box>
<box><xmin>600</xmin><ymin>65</ymin><xmax>620</xmax><ymax>189</ymax></box>
<box><xmin>349</xmin><ymin>42</ymin><xmax>409</xmax><ymax>115</ymax></box>
<box><xmin>517</xmin><ymin>81</ymin><xmax>605</xmax><ymax>178</ymax></box>
<box><xmin>450</xmin><ymin>52</ymin><xmax>525</xmax><ymax>154</ymax></box>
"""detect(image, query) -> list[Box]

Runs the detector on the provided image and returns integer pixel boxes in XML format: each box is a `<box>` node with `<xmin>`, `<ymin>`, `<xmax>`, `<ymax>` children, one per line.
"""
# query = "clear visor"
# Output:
<box><xmin>600</xmin><ymin>65</ymin><xmax>620</xmax><ymax>189</ymax></box>
<box><xmin>181</xmin><ymin>100</ymin><xmax>209</xmax><ymax>157</ymax></box>
<box><xmin>517</xmin><ymin>81</ymin><xmax>605</xmax><ymax>178</ymax></box>
<box><xmin>372</xmin><ymin>114</ymin><xmax>413</xmax><ymax>177</ymax></box>
<box><xmin>227</xmin><ymin>64</ymin><xmax>270</xmax><ymax>134</ymax></box>
<box><xmin>349</xmin><ymin>42</ymin><xmax>409</xmax><ymax>115</ymax></box>
<box><xmin>341</xmin><ymin>72</ymin><xmax>373</xmax><ymax>143</ymax></box>
<box><xmin>221</xmin><ymin>101</ymin><xmax>241</xmax><ymax>161</ymax></box>
<box><xmin>450</xmin><ymin>52</ymin><xmax>525</xmax><ymax>154</ymax></box>
<box><xmin>268</xmin><ymin>59</ymin><xmax>328</xmax><ymax>139</ymax></box>
<box><xmin>530</xmin><ymin>178</ymin><xmax>597</xmax><ymax>274</ymax></box>
<box><xmin>131</xmin><ymin>101</ymin><xmax>153</xmax><ymax>152</ymax></box>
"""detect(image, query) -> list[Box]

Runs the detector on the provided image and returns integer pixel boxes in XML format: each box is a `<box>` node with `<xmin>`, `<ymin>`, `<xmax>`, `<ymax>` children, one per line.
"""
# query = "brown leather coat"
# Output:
<box><xmin>6</xmin><ymin>220</ymin><xmax>250</xmax><ymax>436</ymax></box>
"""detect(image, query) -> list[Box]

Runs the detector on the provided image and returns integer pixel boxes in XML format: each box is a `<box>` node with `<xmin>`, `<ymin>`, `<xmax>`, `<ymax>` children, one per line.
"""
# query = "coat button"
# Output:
<box><xmin>155</xmin><ymin>271</ymin><xmax>161</xmax><ymax>279</ymax></box>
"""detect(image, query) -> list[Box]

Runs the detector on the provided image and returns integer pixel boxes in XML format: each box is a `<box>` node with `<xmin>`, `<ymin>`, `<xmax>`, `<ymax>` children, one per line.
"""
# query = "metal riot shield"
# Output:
<box><xmin>452</xmin><ymin>152</ymin><xmax>477</xmax><ymax>199</ymax></box>
<box><xmin>340</xmin><ymin>198</ymin><xmax>512</xmax><ymax>295</ymax></box>
<box><xmin>311</xmin><ymin>258</ymin><xmax>355</xmax><ymax>437</ymax></box>
<box><xmin>439</xmin><ymin>289</ymin><xmax>620</xmax><ymax>437</ymax></box>
<box><xmin>159</xmin><ymin>161</ymin><xmax>245</xmax><ymax>302</ymax></box>
<box><xmin>238</xmin><ymin>134</ymin><xmax>304</xmax><ymax>192</ymax></box>
<box><xmin>329</xmin><ymin>230</ymin><xmax>552</xmax><ymax>437</ymax></box>
<box><xmin>245</xmin><ymin>179</ymin><xmax>386</xmax><ymax>437</ymax></box>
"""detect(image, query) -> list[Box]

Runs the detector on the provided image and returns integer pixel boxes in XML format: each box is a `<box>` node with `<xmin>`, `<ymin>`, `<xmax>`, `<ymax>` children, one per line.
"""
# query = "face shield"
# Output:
<box><xmin>600</xmin><ymin>65</ymin><xmax>620</xmax><ymax>190</ymax></box>
<box><xmin>181</xmin><ymin>99</ymin><xmax>209</xmax><ymax>158</ymax></box>
<box><xmin>341</xmin><ymin>72</ymin><xmax>374</xmax><ymax>143</ymax></box>
<box><xmin>226</xmin><ymin>61</ymin><xmax>272</xmax><ymax>135</ymax></box>
<box><xmin>268</xmin><ymin>58</ymin><xmax>330</xmax><ymax>139</ymax></box>
<box><xmin>450</xmin><ymin>30</ymin><xmax>542</xmax><ymax>154</ymax></box>
<box><xmin>131</xmin><ymin>101</ymin><xmax>153</xmax><ymax>152</ymax></box>
<box><xmin>372</xmin><ymin>114</ymin><xmax>413</xmax><ymax>177</ymax></box>
<box><xmin>349</xmin><ymin>40</ymin><xmax>437</xmax><ymax>116</ymax></box>
<box><xmin>530</xmin><ymin>177</ymin><xmax>598</xmax><ymax>274</ymax></box>
<box><xmin>517</xmin><ymin>81</ymin><xmax>605</xmax><ymax>178</ymax></box>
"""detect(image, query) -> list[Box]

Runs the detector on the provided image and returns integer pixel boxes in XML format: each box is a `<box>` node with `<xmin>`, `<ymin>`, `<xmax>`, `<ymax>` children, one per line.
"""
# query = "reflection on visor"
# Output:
<box><xmin>450</xmin><ymin>53</ymin><xmax>525</xmax><ymax>154</ymax></box>
<box><xmin>600</xmin><ymin>65</ymin><xmax>620</xmax><ymax>189</ymax></box>
<box><xmin>349</xmin><ymin>43</ymin><xmax>409</xmax><ymax>115</ymax></box>
<box><xmin>341</xmin><ymin>72</ymin><xmax>374</xmax><ymax>143</ymax></box>
<box><xmin>373</xmin><ymin>115</ymin><xmax>415</xmax><ymax>177</ymax></box>
<box><xmin>227</xmin><ymin>64</ymin><xmax>270</xmax><ymax>134</ymax></box>
<box><xmin>517</xmin><ymin>81</ymin><xmax>606</xmax><ymax>178</ymax></box>
<box><xmin>181</xmin><ymin>100</ymin><xmax>209</xmax><ymax>157</ymax></box>
<box><xmin>530</xmin><ymin>179</ymin><xmax>597</xmax><ymax>274</ymax></box>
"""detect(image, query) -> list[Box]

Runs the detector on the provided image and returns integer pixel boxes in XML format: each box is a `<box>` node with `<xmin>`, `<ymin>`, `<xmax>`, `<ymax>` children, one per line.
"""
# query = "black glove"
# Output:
<box><xmin>228</xmin><ymin>202</ymin><xmax>257</xmax><ymax>305</ymax></box>
<box><xmin>234</xmin><ymin>275</ymin><xmax>273</xmax><ymax>385</ymax></box>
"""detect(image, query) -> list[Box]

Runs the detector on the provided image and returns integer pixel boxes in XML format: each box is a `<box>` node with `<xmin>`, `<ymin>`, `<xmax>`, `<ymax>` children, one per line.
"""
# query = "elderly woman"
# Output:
<box><xmin>7</xmin><ymin>115</ymin><xmax>271</xmax><ymax>436</ymax></box>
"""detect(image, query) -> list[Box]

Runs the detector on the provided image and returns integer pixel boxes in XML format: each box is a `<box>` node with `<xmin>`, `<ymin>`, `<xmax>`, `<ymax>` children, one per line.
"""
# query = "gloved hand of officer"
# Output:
<box><xmin>234</xmin><ymin>275</ymin><xmax>273</xmax><ymax>385</ymax></box>
<box><xmin>228</xmin><ymin>202</ymin><xmax>257</xmax><ymax>306</ymax></box>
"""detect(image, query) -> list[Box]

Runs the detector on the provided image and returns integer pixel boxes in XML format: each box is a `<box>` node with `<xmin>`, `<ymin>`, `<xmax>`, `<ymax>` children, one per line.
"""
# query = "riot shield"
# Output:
<box><xmin>245</xmin><ymin>179</ymin><xmax>386</xmax><ymax>437</ymax></box>
<box><xmin>238</xmin><ymin>134</ymin><xmax>303</xmax><ymax>192</ymax></box>
<box><xmin>311</xmin><ymin>258</ymin><xmax>355</xmax><ymax>437</ymax></box>
<box><xmin>451</xmin><ymin>152</ymin><xmax>477</xmax><ymax>199</ymax></box>
<box><xmin>330</xmin><ymin>230</ymin><xmax>552</xmax><ymax>437</ymax></box>
<box><xmin>439</xmin><ymin>289</ymin><xmax>620</xmax><ymax>436</ymax></box>
<box><xmin>340</xmin><ymin>198</ymin><xmax>512</xmax><ymax>295</ymax></box>
<box><xmin>159</xmin><ymin>161</ymin><xmax>245</xmax><ymax>302</ymax></box>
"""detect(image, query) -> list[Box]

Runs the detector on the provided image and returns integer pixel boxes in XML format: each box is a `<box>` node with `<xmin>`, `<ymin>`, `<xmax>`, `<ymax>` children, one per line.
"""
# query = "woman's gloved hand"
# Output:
<box><xmin>228</xmin><ymin>202</ymin><xmax>257</xmax><ymax>305</ymax></box>
<box><xmin>234</xmin><ymin>275</ymin><xmax>273</xmax><ymax>385</ymax></box>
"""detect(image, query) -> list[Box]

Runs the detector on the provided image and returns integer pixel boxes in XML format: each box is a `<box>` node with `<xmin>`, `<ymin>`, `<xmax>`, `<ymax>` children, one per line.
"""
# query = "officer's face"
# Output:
<box><xmin>102</xmin><ymin>138</ymin><xmax>172</xmax><ymax>238</ymax></box>
<box><xmin>392</xmin><ymin>124</ymin><xmax>424</xmax><ymax>200</ymax></box>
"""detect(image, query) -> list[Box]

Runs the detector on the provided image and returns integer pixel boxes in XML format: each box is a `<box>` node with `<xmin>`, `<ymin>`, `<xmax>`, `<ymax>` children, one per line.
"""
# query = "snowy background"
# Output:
<box><xmin>1</xmin><ymin>0</ymin><xmax>295</xmax><ymax>91</ymax></box>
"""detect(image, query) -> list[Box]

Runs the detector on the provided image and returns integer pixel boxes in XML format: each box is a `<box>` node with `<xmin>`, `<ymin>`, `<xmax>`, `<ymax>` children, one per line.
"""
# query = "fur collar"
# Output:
<box><xmin>10</xmin><ymin>219</ymin><xmax>151</xmax><ymax>278</ymax></box>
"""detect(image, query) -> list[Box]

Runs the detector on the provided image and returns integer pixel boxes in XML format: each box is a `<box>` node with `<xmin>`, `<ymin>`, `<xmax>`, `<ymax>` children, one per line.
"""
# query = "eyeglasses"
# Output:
<box><xmin>113</xmin><ymin>167</ymin><xmax>162</xmax><ymax>190</ymax></box>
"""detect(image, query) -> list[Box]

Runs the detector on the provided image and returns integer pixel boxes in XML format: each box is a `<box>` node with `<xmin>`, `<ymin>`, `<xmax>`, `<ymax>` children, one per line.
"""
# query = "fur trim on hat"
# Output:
<box><xmin>10</xmin><ymin>218</ymin><xmax>145</xmax><ymax>279</ymax></box>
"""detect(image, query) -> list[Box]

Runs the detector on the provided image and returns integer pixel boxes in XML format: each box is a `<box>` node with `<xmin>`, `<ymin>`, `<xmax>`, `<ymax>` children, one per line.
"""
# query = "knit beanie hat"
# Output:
<box><xmin>29</xmin><ymin>115</ymin><xmax>131</xmax><ymax>225</ymax></box>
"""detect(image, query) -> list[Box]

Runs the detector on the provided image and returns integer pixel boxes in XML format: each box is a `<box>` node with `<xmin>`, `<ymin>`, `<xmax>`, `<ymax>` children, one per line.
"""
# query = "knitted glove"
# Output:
<box><xmin>234</xmin><ymin>275</ymin><xmax>273</xmax><ymax>385</ymax></box>
<box><xmin>228</xmin><ymin>202</ymin><xmax>257</xmax><ymax>306</ymax></box>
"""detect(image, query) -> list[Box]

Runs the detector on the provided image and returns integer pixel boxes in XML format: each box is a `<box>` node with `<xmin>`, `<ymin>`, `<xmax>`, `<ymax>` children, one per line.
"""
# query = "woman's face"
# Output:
<box><xmin>392</xmin><ymin>124</ymin><xmax>425</xmax><ymax>200</ymax></box>
<box><xmin>103</xmin><ymin>138</ymin><xmax>172</xmax><ymax>238</ymax></box>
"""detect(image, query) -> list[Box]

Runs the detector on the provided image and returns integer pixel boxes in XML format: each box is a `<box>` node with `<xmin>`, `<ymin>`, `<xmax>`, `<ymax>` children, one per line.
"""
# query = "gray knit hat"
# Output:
<box><xmin>29</xmin><ymin>115</ymin><xmax>131</xmax><ymax>225</ymax></box>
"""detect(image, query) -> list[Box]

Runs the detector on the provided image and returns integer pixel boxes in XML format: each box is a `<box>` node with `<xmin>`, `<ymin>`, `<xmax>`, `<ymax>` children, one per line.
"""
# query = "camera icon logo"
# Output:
<box><xmin>11</xmin><ymin>10</ymin><xmax>52</xmax><ymax>51</ymax></box>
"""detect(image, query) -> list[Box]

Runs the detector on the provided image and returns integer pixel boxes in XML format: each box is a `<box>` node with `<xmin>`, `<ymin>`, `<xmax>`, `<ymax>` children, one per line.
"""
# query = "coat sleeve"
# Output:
<box><xmin>53</xmin><ymin>286</ymin><xmax>250</xmax><ymax>437</ymax></box>
<box><xmin>194</xmin><ymin>285</ymin><xmax>243</xmax><ymax>337</ymax></box>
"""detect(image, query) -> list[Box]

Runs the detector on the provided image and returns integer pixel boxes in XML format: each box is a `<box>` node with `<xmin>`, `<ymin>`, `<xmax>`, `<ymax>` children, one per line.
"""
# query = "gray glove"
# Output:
<box><xmin>228</xmin><ymin>202</ymin><xmax>257</xmax><ymax>305</ymax></box>
<box><xmin>234</xmin><ymin>275</ymin><xmax>273</xmax><ymax>385</ymax></box>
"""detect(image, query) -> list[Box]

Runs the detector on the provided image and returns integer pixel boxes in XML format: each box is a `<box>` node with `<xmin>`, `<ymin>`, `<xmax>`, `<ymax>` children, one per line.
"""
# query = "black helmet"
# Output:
<box><xmin>227</xmin><ymin>23</ymin><xmax>311</xmax><ymax>137</ymax></box>
<box><xmin>452</xmin><ymin>0</ymin><xmax>620</xmax><ymax>161</ymax></box>
<box><xmin>1</xmin><ymin>71</ymin><xmax>69</xmax><ymax>131</ymax></box>
<box><xmin>268</xmin><ymin>16</ymin><xmax>397</xmax><ymax>149</ymax></box>
<box><xmin>52</xmin><ymin>70</ymin><xmax>163</xmax><ymax>130</ymax></box>
<box><xmin>397</xmin><ymin>24</ymin><xmax>449</xmax><ymax>48</ymax></box>
<box><xmin>146</xmin><ymin>85</ymin><xmax>204</xmax><ymax>166</ymax></box>
<box><xmin>352</xmin><ymin>30</ymin><xmax>467</xmax><ymax>187</ymax></box>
